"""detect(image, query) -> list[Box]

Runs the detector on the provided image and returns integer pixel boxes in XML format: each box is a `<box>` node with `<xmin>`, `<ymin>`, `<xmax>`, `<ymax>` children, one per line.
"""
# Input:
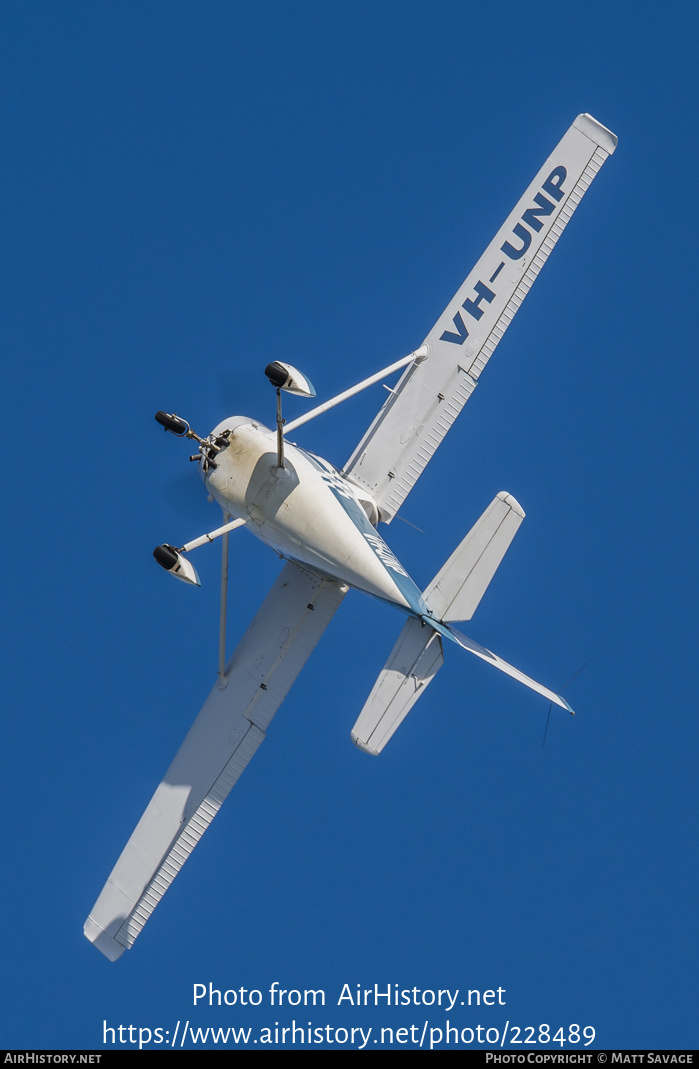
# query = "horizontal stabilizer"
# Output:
<box><xmin>424</xmin><ymin>492</ymin><xmax>525</xmax><ymax>622</ymax></box>
<box><xmin>351</xmin><ymin>617</ymin><xmax>444</xmax><ymax>755</ymax></box>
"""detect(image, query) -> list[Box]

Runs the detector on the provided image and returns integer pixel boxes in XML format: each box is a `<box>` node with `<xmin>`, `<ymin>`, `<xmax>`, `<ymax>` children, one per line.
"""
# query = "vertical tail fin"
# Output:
<box><xmin>350</xmin><ymin>491</ymin><xmax>568</xmax><ymax>755</ymax></box>
<box><xmin>430</xmin><ymin>619</ymin><xmax>574</xmax><ymax>713</ymax></box>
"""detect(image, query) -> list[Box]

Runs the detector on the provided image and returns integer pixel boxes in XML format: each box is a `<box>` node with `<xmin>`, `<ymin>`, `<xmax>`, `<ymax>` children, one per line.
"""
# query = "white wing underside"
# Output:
<box><xmin>344</xmin><ymin>114</ymin><xmax>617</xmax><ymax>522</ymax></box>
<box><xmin>84</xmin><ymin>562</ymin><xmax>347</xmax><ymax>960</ymax></box>
<box><xmin>85</xmin><ymin>114</ymin><xmax>615</xmax><ymax>960</ymax></box>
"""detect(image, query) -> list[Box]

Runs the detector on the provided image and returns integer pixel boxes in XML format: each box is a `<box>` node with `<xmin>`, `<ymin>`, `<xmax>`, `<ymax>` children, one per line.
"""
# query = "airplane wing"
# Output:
<box><xmin>344</xmin><ymin>114</ymin><xmax>617</xmax><ymax>523</ymax></box>
<box><xmin>84</xmin><ymin>561</ymin><xmax>347</xmax><ymax>960</ymax></box>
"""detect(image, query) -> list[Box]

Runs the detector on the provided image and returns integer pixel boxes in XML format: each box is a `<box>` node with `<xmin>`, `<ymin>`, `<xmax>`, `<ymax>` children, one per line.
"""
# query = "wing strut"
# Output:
<box><xmin>283</xmin><ymin>346</ymin><xmax>428</xmax><ymax>435</ymax></box>
<box><xmin>217</xmin><ymin>513</ymin><xmax>230</xmax><ymax>687</ymax></box>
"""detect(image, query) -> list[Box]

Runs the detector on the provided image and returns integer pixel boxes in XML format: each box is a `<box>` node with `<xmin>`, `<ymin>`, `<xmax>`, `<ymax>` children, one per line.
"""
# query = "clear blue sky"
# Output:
<box><xmin>2</xmin><ymin>0</ymin><xmax>696</xmax><ymax>1052</ymax></box>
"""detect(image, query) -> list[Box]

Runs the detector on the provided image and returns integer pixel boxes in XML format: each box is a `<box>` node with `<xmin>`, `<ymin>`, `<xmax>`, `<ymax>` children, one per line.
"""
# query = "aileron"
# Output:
<box><xmin>86</xmin><ymin>113</ymin><xmax>615</xmax><ymax>960</ymax></box>
<box><xmin>344</xmin><ymin>114</ymin><xmax>616</xmax><ymax>522</ymax></box>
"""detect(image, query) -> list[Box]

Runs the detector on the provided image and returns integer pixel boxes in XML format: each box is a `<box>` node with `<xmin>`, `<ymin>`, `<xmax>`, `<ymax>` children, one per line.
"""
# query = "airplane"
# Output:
<box><xmin>84</xmin><ymin>113</ymin><xmax>617</xmax><ymax>961</ymax></box>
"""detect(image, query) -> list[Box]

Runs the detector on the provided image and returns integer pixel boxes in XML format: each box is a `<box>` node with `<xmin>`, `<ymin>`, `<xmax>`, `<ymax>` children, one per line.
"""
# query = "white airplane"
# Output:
<box><xmin>85</xmin><ymin>114</ymin><xmax>617</xmax><ymax>961</ymax></box>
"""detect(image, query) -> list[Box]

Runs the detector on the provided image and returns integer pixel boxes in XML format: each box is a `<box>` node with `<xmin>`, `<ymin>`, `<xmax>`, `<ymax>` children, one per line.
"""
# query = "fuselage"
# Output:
<box><xmin>203</xmin><ymin>417</ymin><xmax>428</xmax><ymax>617</ymax></box>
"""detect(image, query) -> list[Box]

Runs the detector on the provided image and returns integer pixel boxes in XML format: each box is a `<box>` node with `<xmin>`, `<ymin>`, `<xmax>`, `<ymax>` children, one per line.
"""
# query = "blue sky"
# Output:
<box><xmin>2</xmin><ymin>0</ymin><xmax>697</xmax><ymax>1052</ymax></box>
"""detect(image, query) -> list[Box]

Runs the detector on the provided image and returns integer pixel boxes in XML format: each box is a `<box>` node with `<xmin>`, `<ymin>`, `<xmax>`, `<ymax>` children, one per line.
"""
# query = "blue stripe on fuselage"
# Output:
<box><xmin>299</xmin><ymin>447</ymin><xmax>428</xmax><ymax>616</ymax></box>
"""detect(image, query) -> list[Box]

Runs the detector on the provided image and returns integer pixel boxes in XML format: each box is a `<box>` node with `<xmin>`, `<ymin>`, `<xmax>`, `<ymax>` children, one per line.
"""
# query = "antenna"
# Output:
<box><xmin>542</xmin><ymin>659</ymin><xmax>591</xmax><ymax>746</ymax></box>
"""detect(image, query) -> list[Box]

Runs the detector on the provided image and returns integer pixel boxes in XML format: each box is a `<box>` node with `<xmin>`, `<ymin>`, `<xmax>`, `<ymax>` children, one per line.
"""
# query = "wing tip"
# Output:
<box><xmin>84</xmin><ymin>916</ymin><xmax>127</xmax><ymax>961</ymax></box>
<box><xmin>574</xmin><ymin>113</ymin><xmax>618</xmax><ymax>154</ymax></box>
